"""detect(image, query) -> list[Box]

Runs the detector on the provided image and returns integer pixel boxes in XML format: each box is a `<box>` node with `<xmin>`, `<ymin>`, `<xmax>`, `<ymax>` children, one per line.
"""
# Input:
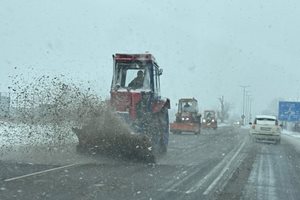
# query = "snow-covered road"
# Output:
<box><xmin>241</xmin><ymin>133</ymin><xmax>300</xmax><ymax>200</ymax></box>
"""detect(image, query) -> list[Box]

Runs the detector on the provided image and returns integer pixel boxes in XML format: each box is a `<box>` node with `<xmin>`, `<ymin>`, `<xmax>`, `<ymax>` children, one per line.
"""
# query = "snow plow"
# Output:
<box><xmin>202</xmin><ymin>110</ymin><xmax>217</xmax><ymax>129</ymax></box>
<box><xmin>72</xmin><ymin>53</ymin><xmax>170</xmax><ymax>162</ymax></box>
<box><xmin>170</xmin><ymin>98</ymin><xmax>201</xmax><ymax>134</ymax></box>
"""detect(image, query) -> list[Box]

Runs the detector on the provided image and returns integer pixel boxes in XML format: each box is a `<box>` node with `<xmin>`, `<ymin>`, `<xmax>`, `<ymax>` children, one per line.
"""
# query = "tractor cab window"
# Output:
<box><xmin>204</xmin><ymin>111</ymin><xmax>215</xmax><ymax>119</ymax></box>
<box><xmin>113</xmin><ymin>62</ymin><xmax>151</xmax><ymax>90</ymax></box>
<box><xmin>179</xmin><ymin>101</ymin><xmax>198</xmax><ymax>113</ymax></box>
<box><xmin>183</xmin><ymin>102</ymin><xmax>192</xmax><ymax>112</ymax></box>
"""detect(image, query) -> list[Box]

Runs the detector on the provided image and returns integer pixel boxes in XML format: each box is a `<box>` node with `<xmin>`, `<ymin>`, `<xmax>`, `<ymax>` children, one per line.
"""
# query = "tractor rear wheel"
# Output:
<box><xmin>158</xmin><ymin>109</ymin><xmax>169</xmax><ymax>153</ymax></box>
<box><xmin>147</xmin><ymin>109</ymin><xmax>169</xmax><ymax>155</ymax></box>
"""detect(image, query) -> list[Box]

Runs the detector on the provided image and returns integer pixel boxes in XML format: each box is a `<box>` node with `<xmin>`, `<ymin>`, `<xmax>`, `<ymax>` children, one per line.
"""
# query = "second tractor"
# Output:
<box><xmin>170</xmin><ymin>98</ymin><xmax>201</xmax><ymax>134</ymax></box>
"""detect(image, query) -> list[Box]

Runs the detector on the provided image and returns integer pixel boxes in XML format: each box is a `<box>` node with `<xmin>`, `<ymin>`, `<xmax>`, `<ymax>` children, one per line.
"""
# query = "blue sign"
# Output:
<box><xmin>278</xmin><ymin>101</ymin><xmax>300</xmax><ymax>121</ymax></box>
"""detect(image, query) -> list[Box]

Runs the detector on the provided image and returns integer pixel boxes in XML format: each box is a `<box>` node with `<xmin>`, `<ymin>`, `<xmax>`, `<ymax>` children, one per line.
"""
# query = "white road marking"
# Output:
<box><xmin>185</xmin><ymin>139</ymin><xmax>246</xmax><ymax>194</ymax></box>
<box><xmin>157</xmin><ymin>166</ymin><xmax>200</xmax><ymax>192</ymax></box>
<box><xmin>4</xmin><ymin>163</ymin><xmax>80</xmax><ymax>182</ymax></box>
<box><xmin>202</xmin><ymin>140</ymin><xmax>246</xmax><ymax>195</ymax></box>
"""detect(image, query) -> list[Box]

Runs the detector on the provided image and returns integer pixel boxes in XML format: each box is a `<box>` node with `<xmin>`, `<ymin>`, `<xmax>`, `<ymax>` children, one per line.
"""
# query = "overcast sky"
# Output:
<box><xmin>1</xmin><ymin>0</ymin><xmax>300</xmax><ymax>117</ymax></box>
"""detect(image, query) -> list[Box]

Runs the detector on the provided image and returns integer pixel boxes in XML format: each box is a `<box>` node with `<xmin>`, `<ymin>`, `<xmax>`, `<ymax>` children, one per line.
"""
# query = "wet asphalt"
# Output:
<box><xmin>1</xmin><ymin>126</ymin><xmax>300</xmax><ymax>200</ymax></box>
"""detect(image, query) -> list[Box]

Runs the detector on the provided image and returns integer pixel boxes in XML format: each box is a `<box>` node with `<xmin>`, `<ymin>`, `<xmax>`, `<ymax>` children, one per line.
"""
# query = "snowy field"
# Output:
<box><xmin>282</xmin><ymin>129</ymin><xmax>300</xmax><ymax>154</ymax></box>
<box><xmin>0</xmin><ymin>120</ymin><xmax>102</xmax><ymax>165</ymax></box>
<box><xmin>0</xmin><ymin>121</ymin><xmax>78</xmax><ymax>147</ymax></box>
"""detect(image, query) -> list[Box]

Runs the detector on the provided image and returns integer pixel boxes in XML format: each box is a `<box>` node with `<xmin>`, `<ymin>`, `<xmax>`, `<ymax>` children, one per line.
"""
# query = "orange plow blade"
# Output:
<box><xmin>170</xmin><ymin>122</ymin><xmax>200</xmax><ymax>133</ymax></box>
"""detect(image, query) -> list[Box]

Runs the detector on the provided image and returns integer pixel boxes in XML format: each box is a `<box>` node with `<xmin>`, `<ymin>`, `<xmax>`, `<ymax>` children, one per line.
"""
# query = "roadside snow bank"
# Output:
<box><xmin>218</xmin><ymin>123</ymin><xmax>230</xmax><ymax>127</ymax></box>
<box><xmin>241</xmin><ymin>125</ymin><xmax>251</xmax><ymax>130</ymax></box>
<box><xmin>1</xmin><ymin>75</ymin><xmax>105</xmax><ymax>149</ymax></box>
<box><xmin>282</xmin><ymin>129</ymin><xmax>300</xmax><ymax>138</ymax></box>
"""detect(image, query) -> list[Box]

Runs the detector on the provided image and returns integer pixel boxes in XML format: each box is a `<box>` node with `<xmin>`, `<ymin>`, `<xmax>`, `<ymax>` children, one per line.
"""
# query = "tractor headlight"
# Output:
<box><xmin>202</xmin><ymin>119</ymin><xmax>206</xmax><ymax>122</ymax></box>
<box><xmin>182</xmin><ymin>117</ymin><xmax>185</xmax><ymax>121</ymax></box>
<box><xmin>212</xmin><ymin>119</ymin><xmax>215</xmax><ymax>122</ymax></box>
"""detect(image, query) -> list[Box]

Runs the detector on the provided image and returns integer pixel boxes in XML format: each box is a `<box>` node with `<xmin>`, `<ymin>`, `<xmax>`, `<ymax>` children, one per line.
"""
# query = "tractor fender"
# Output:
<box><xmin>152</xmin><ymin>98</ymin><xmax>170</xmax><ymax>113</ymax></box>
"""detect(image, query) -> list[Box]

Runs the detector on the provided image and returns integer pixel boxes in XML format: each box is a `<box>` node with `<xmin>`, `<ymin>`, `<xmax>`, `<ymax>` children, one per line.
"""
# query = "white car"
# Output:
<box><xmin>249</xmin><ymin>115</ymin><xmax>281</xmax><ymax>144</ymax></box>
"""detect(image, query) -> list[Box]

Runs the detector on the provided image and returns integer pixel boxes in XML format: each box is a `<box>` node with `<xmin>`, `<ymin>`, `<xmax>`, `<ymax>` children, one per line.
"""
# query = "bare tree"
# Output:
<box><xmin>217</xmin><ymin>96</ymin><xmax>231</xmax><ymax>123</ymax></box>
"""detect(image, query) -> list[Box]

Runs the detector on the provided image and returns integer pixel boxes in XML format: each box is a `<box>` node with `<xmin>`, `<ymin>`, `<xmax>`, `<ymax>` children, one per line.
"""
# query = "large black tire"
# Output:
<box><xmin>160</xmin><ymin>142</ymin><xmax>168</xmax><ymax>154</ymax></box>
<box><xmin>158</xmin><ymin>109</ymin><xmax>169</xmax><ymax>154</ymax></box>
<box><xmin>147</xmin><ymin>109</ymin><xmax>169</xmax><ymax>155</ymax></box>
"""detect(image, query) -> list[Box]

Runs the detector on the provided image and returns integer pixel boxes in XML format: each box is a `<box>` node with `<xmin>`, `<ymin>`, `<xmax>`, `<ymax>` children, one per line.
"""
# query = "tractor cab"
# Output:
<box><xmin>110</xmin><ymin>54</ymin><xmax>167</xmax><ymax>121</ymax></box>
<box><xmin>111</xmin><ymin>53</ymin><xmax>162</xmax><ymax>94</ymax></box>
<box><xmin>202</xmin><ymin>110</ymin><xmax>218</xmax><ymax>129</ymax></box>
<box><xmin>178</xmin><ymin>99</ymin><xmax>199</xmax><ymax>114</ymax></box>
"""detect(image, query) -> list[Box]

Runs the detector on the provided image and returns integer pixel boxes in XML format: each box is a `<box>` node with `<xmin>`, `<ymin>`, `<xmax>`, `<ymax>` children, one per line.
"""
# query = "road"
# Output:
<box><xmin>1</xmin><ymin>126</ymin><xmax>300</xmax><ymax>200</ymax></box>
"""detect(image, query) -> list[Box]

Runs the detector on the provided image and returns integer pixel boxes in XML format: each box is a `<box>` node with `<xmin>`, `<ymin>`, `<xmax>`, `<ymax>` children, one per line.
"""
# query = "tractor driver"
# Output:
<box><xmin>183</xmin><ymin>102</ymin><xmax>191</xmax><ymax>112</ymax></box>
<box><xmin>128</xmin><ymin>70</ymin><xmax>144</xmax><ymax>89</ymax></box>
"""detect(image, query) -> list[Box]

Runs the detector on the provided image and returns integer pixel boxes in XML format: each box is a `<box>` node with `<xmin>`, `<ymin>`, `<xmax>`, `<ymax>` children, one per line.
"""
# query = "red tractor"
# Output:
<box><xmin>74</xmin><ymin>53</ymin><xmax>170</xmax><ymax>158</ymax></box>
<box><xmin>202</xmin><ymin>110</ymin><xmax>218</xmax><ymax>129</ymax></box>
<box><xmin>170</xmin><ymin>98</ymin><xmax>201</xmax><ymax>134</ymax></box>
<box><xmin>110</xmin><ymin>53</ymin><xmax>170</xmax><ymax>153</ymax></box>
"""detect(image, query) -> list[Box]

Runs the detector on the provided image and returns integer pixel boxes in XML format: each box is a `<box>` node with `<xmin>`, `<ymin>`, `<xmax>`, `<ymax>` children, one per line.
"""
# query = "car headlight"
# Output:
<box><xmin>202</xmin><ymin>119</ymin><xmax>206</xmax><ymax>122</ymax></box>
<box><xmin>182</xmin><ymin>117</ymin><xmax>185</xmax><ymax>121</ymax></box>
<box><xmin>212</xmin><ymin>119</ymin><xmax>215</xmax><ymax>122</ymax></box>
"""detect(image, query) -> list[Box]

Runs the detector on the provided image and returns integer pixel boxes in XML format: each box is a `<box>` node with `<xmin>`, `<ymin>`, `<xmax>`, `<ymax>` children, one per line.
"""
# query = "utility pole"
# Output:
<box><xmin>218</xmin><ymin>95</ymin><xmax>225</xmax><ymax>123</ymax></box>
<box><xmin>246</xmin><ymin>93</ymin><xmax>251</xmax><ymax>124</ymax></box>
<box><xmin>240</xmin><ymin>85</ymin><xmax>250</xmax><ymax>125</ymax></box>
<box><xmin>245</xmin><ymin>93</ymin><xmax>248</xmax><ymax>124</ymax></box>
<box><xmin>249</xmin><ymin>97</ymin><xmax>253</xmax><ymax>123</ymax></box>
